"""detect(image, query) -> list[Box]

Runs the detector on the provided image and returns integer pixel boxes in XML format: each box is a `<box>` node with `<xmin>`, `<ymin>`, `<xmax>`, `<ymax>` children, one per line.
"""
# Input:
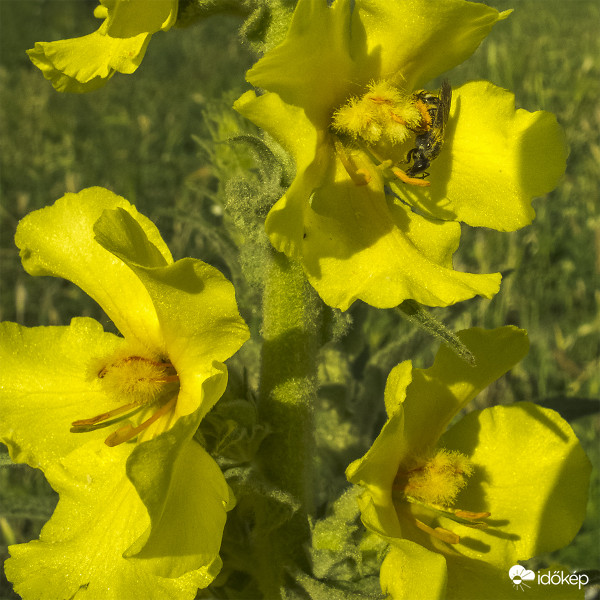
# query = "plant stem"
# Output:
<box><xmin>255</xmin><ymin>250</ymin><xmax>321</xmax><ymax>597</ymax></box>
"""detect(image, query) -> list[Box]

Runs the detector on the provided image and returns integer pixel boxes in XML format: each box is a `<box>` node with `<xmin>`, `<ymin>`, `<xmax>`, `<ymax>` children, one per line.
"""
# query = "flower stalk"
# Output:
<box><xmin>255</xmin><ymin>249</ymin><xmax>321</xmax><ymax>596</ymax></box>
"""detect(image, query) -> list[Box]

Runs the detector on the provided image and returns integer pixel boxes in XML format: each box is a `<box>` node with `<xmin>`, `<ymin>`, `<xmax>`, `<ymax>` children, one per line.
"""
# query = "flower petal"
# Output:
<box><xmin>300</xmin><ymin>157</ymin><xmax>501</xmax><ymax>310</ymax></box>
<box><xmin>347</xmin><ymin>361</ymin><xmax>412</xmax><ymax>537</ymax></box>
<box><xmin>0</xmin><ymin>318</ymin><xmax>124</xmax><ymax>468</ymax></box>
<box><xmin>234</xmin><ymin>90</ymin><xmax>332</xmax><ymax>257</ymax></box>
<box><xmin>26</xmin><ymin>0</ymin><xmax>177</xmax><ymax>93</ymax></box>
<box><xmin>94</xmin><ymin>208</ymin><xmax>250</xmax><ymax>418</ymax></box>
<box><xmin>236</xmin><ymin>88</ymin><xmax>502</xmax><ymax>308</ymax></box>
<box><xmin>246</xmin><ymin>0</ymin><xmax>355</xmax><ymax>127</ymax></box>
<box><xmin>396</xmin><ymin>82</ymin><xmax>568</xmax><ymax>230</ymax></box>
<box><xmin>245</xmin><ymin>0</ymin><xmax>508</xmax><ymax>123</ymax></box>
<box><xmin>439</xmin><ymin>403</ymin><xmax>591</xmax><ymax>566</ymax></box>
<box><xmin>380</xmin><ymin>540</ymin><xmax>447</xmax><ymax>600</ymax></box>
<box><xmin>126</xmin><ymin>419</ymin><xmax>234</xmax><ymax>578</ymax></box>
<box><xmin>443</xmin><ymin>558</ymin><xmax>583</xmax><ymax>600</ymax></box>
<box><xmin>353</xmin><ymin>0</ymin><xmax>510</xmax><ymax>89</ymax></box>
<box><xmin>15</xmin><ymin>188</ymin><xmax>171</xmax><ymax>349</ymax></box>
<box><xmin>403</xmin><ymin>326</ymin><xmax>529</xmax><ymax>450</ymax></box>
<box><xmin>346</xmin><ymin>327</ymin><xmax>528</xmax><ymax>542</ymax></box>
<box><xmin>27</xmin><ymin>32</ymin><xmax>149</xmax><ymax>93</ymax></box>
<box><xmin>5</xmin><ymin>441</ymin><xmax>218</xmax><ymax>600</ymax></box>
<box><xmin>104</xmin><ymin>0</ymin><xmax>178</xmax><ymax>37</ymax></box>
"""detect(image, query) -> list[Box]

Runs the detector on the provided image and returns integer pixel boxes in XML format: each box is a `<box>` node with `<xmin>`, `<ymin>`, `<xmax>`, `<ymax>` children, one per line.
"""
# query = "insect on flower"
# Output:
<box><xmin>406</xmin><ymin>79</ymin><xmax>452</xmax><ymax>178</ymax></box>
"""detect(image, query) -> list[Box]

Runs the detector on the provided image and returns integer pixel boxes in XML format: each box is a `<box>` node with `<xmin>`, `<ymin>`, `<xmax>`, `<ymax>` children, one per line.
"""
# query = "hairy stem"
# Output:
<box><xmin>255</xmin><ymin>250</ymin><xmax>321</xmax><ymax>597</ymax></box>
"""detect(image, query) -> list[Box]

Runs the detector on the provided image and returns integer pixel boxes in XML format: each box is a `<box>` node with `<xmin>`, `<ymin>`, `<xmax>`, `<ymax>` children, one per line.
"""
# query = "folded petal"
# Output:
<box><xmin>439</xmin><ymin>403</ymin><xmax>592</xmax><ymax>567</ymax></box>
<box><xmin>396</xmin><ymin>82</ymin><xmax>568</xmax><ymax>230</ymax></box>
<box><xmin>93</xmin><ymin>208</ymin><xmax>250</xmax><ymax>418</ymax></box>
<box><xmin>346</xmin><ymin>362</ymin><xmax>412</xmax><ymax>537</ymax></box>
<box><xmin>27</xmin><ymin>32</ymin><xmax>149</xmax><ymax>93</ymax></box>
<box><xmin>15</xmin><ymin>188</ymin><xmax>172</xmax><ymax>349</ymax></box>
<box><xmin>234</xmin><ymin>90</ymin><xmax>332</xmax><ymax>257</ymax></box>
<box><xmin>0</xmin><ymin>318</ymin><xmax>124</xmax><ymax>468</ymax></box>
<box><xmin>126</xmin><ymin>418</ymin><xmax>234</xmax><ymax>578</ymax></box>
<box><xmin>246</xmin><ymin>0</ymin><xmax>355</xmax><ymax>127</ymax></box>
<box><xmin>5</xmin><ymin>441</ymin><xmax>218</xmax><ymax>600</ymax></box>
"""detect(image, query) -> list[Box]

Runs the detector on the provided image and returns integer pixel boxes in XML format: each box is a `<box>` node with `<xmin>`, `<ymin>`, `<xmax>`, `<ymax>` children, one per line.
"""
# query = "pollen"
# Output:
<box><xmin>97</xmin><ymin>354</ymin><xmax>175</xmax><ymax>404</ymax></box>
<box><xmin>332</xmin><ymin>80</ymin><xmax>420</xmax><ymax>146</ymax></box>
<box><xmin>394</xmin><ymin>449</ymin><xmax>474</xmax><ymax>507</ymax></box>
<box><xmin>71</xmin><ymin>347</ymin><xmax>179</xmax><ymax>446</ymax></box>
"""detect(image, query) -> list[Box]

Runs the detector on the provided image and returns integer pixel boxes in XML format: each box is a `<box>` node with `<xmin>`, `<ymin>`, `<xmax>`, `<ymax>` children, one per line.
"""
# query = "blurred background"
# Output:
<box><xmin>0</xmin><ymin>0</ymin><xmax>598</xmax><ymax>597</ymax></box>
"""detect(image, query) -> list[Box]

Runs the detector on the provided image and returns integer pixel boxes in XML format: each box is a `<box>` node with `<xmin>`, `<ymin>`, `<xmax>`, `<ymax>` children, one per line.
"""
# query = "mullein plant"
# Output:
<box><xmin>4</xmin><ymin>0</ymin><xmax>593</xmax><ymax>599</ymax></box>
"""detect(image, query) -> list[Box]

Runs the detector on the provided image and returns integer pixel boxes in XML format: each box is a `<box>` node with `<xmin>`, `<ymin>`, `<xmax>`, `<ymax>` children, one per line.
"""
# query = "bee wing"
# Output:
<box><xmin>434</xmin><ymin>79</ymin><xmax>452</xmax><ymax>135</ymax></box>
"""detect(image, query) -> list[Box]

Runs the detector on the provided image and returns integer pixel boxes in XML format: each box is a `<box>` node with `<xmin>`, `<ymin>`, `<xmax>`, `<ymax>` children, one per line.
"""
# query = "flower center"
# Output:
<box><xmin>71</xmin><ymin>350</ymin><xmax>180</xmax><ymax>447</ymax></box>
<box><xmin>392</xmin><ymin>449</ymin><xmax>490</xmax><ymax>544</ymax></box>
<box><xmin>331</xmin><ymin>79</ymin><xmax>451</xmax><ymax>187</ymax></box>
<box><xmin>333</xmin><ymin>80</ymin><xmax>423</xmax><ymax>146</ymax></box>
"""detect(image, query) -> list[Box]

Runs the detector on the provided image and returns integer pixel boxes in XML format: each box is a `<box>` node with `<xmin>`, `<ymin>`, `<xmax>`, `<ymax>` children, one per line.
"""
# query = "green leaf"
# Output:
<box><xmin>397</xmin><ymin>300</ymin><xmax>475</xmax><ymax>365</ymax></box>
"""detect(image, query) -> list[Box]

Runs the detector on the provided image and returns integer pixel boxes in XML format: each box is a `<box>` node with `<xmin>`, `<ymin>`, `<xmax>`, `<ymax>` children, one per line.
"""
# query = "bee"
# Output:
<box><xmin>405</xmin><ymin>79</ymin><xmax>452</xmax><ymax>178</ymax></box>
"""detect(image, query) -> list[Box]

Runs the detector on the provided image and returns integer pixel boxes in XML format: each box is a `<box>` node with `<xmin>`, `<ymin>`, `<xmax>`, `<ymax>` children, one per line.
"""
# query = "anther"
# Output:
<box><xmin>415</xmin><ymin>519</ymin><xmax>460</xmax><ymax>544</ymax></box>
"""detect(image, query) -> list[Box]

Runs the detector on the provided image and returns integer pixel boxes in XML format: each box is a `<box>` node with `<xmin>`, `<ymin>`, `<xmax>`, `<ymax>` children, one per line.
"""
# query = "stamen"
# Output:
<box><xmin>354</xmin><ymin>142</ymin><xmax>430</xmax><ymax>189</ymax></box>
<box><xmin>334</xmin><ymin>137</ymin><xmax>371</xmax><ymax>186</ymax></box>
<box><xmin>98</xmin><ymin>356</ymin><xmax>174</xmax><ymax>378</ymax></box>
<box><xmin>72</xmin><ymin>351</ymin><xmax>180</xmax><ymax>446</ymax></box>
<box><xmin>367</xmin><ymin>94</ymin><xmax>394</xmax><ymax>105</ymax></box>
<box><xmin>415</xmin><ymin>519</ymin><xmax>460</xmax><ymax>544</ymax></box>
<box><xmin>392</xmin><ymin>167</ymin><xmax>431</xmax><ymax>187</ymax></box>
<box><xmin>393</xmin><ymin>450</ymin><xmax>490</xmax><ymax>542</ymax></box>
<box><xmin>455</xmin><ymin>510</ymin><xmax>491</xmax><ymax>520</ymax></box>
<box><xmin>389</xmin><ymin>111</ymin><xmax>408</xmax><ymax>125</ymax></box>
<box><xmin>70</xmin><ymin>402</ymin><xmax>144</xmax><ymax>432</ymax></box>
<box><xmin>104</xmin><ymin>396</ymin><xmax>177</xmax><ymax>447</ymax></box>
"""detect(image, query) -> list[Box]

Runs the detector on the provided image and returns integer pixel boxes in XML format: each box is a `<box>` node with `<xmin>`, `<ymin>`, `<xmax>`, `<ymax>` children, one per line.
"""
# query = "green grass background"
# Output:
<box><xmin>0</xmin><ymin>0</ymin><xmax>598</xmax><ymax>598</ymax></box>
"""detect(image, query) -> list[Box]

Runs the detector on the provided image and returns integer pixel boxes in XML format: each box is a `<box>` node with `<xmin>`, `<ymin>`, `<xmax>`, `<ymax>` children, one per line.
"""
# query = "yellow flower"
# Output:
<box><xmin>235</xmin><ymin>0</ymin><xmax>567</xmax><ymax>310</ymax></box>
<box><xmin>27</xmin><ymin>0</ymin><xmax>178</xmax><ymax>92</ymax></box>
<box><xmin>1</xmin><ymin>188</ymin><xmax>249</xmax><ymax>599</ymax></box>
<box><xmin>347</xmin><ymin>328</ymin><xmax>591</xmax><ymax>599</ymax></box>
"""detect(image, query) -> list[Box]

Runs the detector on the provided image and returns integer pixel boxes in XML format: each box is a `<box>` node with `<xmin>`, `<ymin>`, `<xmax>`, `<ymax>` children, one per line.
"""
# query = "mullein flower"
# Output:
<box><xmin>346</xmin><ymin>327</ymin><xmax>591</xmax><ymax>599</ymax></box>
<box><xmin>27</xmin><ymin>0</ymin><xmax>178</xmax><ymax>92</ymax></box>
<box><xmin>234</xmin><ymin>0</ymin><xmax>567</xmax><ymax>311</ymax></box>
<box><xmin>1</xmin><ymin>188</ymin><xmax>249</xmax><ymax>599</ymax></box>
